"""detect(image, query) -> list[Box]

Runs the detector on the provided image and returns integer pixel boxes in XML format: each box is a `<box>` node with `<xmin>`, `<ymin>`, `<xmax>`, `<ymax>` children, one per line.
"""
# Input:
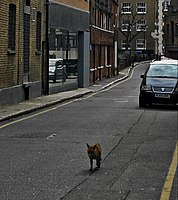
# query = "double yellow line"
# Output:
<box><xmin>160</xmin><ymin>141</ymin><xmax>178</xmax><ymax>200</ymax></box>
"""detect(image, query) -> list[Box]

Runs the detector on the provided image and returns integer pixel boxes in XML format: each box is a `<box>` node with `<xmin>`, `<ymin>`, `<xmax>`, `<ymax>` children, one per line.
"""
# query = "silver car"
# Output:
<box><xmin>49</xmin><ymin>59</ymin><xmax>66</xmax><ymax>83</ymax></box>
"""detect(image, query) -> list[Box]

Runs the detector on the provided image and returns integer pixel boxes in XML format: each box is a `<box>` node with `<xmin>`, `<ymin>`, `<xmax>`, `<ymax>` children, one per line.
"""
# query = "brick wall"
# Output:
<box><xmin>0</xmin><ymin>0</ymin><xmax>46</xmax><ymax>104</ymax></box>
<box><xmin>0</xmin><ymin>0</ymin><xmax>20</xmax><ymax>88</ymax></box>
<box><xmin>0</xmin><ymin>0</ymin><xmax>45</xmax><ymax>89</ymax></box>
<box><xmin>90</xmin><ymin>0</ymin><xmax>117</xmax><ymax>82</ymax></box>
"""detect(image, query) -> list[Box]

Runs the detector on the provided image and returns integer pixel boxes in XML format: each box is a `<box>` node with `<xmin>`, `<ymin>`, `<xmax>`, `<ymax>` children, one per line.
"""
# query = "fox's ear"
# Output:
<box><xmin>86</xmin><ymin>143</ymin><xmax>90</xmax><ymax>148</ymax></box>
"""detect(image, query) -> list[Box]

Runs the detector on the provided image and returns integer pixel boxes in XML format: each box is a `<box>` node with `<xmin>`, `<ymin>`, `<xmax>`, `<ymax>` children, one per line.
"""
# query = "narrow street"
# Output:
<box><xmin>0</xmin><ymin>63</ymin><xmax>177</xmax><ymax>200</ymax></box>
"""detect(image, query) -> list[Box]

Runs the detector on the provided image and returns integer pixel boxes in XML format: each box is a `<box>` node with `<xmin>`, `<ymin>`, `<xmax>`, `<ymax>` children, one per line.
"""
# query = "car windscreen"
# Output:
<box><xmin>147</xmin><ymin>64</ymin><xmax>178</xmax><ymax>78</ymax></box>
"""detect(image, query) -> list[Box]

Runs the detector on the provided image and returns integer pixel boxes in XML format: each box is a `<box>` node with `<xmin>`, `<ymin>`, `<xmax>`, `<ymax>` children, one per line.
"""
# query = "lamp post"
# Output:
<box><xmin>157</xmin><ymin>0</ymin><xmax>164</xmax><ymax>55</ymax></box>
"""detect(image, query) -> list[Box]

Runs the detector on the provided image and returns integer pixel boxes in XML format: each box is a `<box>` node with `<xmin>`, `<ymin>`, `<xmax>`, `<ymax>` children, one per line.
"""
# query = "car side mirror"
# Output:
<box><xmin>140</xmin><ymin>74</ymin><xmax>144</xmax><ymax>78</ymax></box>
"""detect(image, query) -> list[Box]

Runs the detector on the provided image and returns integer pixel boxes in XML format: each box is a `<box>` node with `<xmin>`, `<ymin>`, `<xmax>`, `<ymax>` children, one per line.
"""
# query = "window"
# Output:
<box><xmin>55</xmin><ymin>29</ymin><xmax>62</xmax><ymax>50</ymax></box>
<box><xmin>32</xmin><ymin>8</ymin><xmax>36</xmax><ymax>22</ymax></box>
<box><xmin>165</xmin><ymin>24</ymin><xmax>170</xmax><ymax>45</ymax></box>
<box><xmin>121</xmin><ymin>20</ymin><xmax>130</xmax><ymax>31</ymax></box>
<box><xmin>36</xmin><ymin>12</ymin><xmax>41</xmax><ymax>53</ymax></box>
<box><xmin>49</xmin><ymin>28</ymin><xmax>56</xmax><ymax>50</ymax></box>
<box><xmin>107</xmin><ymin>16</ymin><xmax>111</xmax><ymax>31</ymax></box>
<box><xmin>163</xmin><ymin>0</ymin><xmax>171</xmax><ymax>11</ymax></box>
<box><xmin>136</xmin><ymin>19</ymin><xmax>147</xmax><ymax>31</ymax></box>
<box><xmin>122</xmin><ymin>3</ymin><xmax>131</xmax><ymax>14</ymax></box>
<box><xmin>100</xmin><ymin>12</ymin><xmax>103</xmax><ymax>28</ymax></box>
<box><xmin>25</xmin><ymin>0</ymin><xmax>30</xmax><ymax>6</ymax></box>
<box><xmin>49</xmin><ymin>29</ymin><xmax>78</xmax><ymax>51</ymax></box>
<box><xmin>171</xmin><ymin>21</ymin><xmax>174</xmax><ymax>44</ymax></box>
<box><xmin>121</xmin><ymin>40</ymin><xmax>130</xmax><ymax>49</ymax></box>
<box><xmin>105</xmin><ymin>0</ymin><xmax>109</xmax><ymax>8</ymax></box>
<box><xmin>103</xmin><ymin>13</ymin><xmax>107</xmax><ymax>29</ymax></box>
<box><xmin>69</xmin><ymin>33</ymin><xmax>78</xmax><ymax>48</ymax></box>
<box><xmin>136</xmin><ymin>39</ymin><xmax>146</xmax><ymax>49</ymax></box>
<box><xmin>8</xmin><ymin>4</ymin><xmax>16</xmax><ymax>53</ymax></box>
<box><xmin>137</xmin><ymin>3</ymin><xmax>146</xmax><ymax>14</ymax></box>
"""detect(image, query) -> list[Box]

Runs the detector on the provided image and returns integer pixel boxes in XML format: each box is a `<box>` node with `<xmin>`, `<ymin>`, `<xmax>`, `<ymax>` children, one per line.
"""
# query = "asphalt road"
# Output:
<box><xmin>0</xmin><ymin>63</ymin><xmax>177</xmax><ymax>200</ymax></box>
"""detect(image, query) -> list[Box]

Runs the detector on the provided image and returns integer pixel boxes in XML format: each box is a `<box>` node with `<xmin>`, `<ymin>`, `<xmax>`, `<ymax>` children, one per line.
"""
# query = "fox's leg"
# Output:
<box><xmin>96</xmin><ymin>157</ymin><xmax>101</xmax><ymax>168</ymax></box>
<box><xmin>90</xmin><ymin>158</ymin><xmax>93</xmax><ymax>171</ymax></box>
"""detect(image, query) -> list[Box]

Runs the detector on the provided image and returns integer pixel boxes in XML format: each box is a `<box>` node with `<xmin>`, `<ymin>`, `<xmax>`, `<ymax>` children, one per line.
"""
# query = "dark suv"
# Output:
<box><xmin>139</xmin><ymin>60</ymin><xmax>178</xmax><ymax>107</ymax></box>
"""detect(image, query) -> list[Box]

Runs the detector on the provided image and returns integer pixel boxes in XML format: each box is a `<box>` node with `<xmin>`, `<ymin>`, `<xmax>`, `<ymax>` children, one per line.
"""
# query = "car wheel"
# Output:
<box><xmin>139</xmin><ymin>98</ymin><xmax>147</xmax><ymax>108</ymax></box>
<box><xmin>62</xmin><ymin>75</ymin><xmax>66</xmax><ymax>82</ymax></box>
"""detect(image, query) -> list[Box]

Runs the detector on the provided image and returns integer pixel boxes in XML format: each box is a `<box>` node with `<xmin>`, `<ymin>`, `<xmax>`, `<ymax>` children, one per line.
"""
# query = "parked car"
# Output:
<box><xmin>49</xmin><ymin>59</ymin><xmax>66</xmax><ymax>83</ymax></box>
<box><xmin>139</xmin><ymin>59</ymin><xmax>178</xmax><ymax>107</ymax></box>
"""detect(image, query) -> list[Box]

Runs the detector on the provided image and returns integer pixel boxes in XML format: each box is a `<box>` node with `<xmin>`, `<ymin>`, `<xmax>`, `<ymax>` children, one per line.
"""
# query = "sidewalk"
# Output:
<box><xmin>0</xmin><ymin>67</ymin><xmax>132</xmax><ymax>122</ymax></box>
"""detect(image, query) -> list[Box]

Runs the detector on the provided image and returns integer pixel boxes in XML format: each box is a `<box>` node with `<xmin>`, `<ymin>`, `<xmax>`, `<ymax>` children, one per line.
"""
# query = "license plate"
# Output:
<box><xmin>155</xmin><ymin>94</ymin><xmax>170</xmax><ymax>98</ymax></box>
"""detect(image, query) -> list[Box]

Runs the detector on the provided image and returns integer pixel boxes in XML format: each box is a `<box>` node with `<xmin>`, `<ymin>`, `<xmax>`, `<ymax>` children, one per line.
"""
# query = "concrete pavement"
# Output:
<box><xmin>0</xmin><ymin>67</ymin><xmax>133</xmax><ymax>122</ymax></box>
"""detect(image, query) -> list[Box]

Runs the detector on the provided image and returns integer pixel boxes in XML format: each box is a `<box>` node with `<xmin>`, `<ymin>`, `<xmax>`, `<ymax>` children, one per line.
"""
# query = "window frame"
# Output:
<box><xmin>136</xmin><ymin>19</ymin><xmax>147</xmax><ymax>31</ymax></box>
<box><xmin>136</xmin><ymin>2</ymin><xmax>146</xmax><ymax>14</ymax></box>
<box><xmin>163</xmin><ymin>0</ymin><xmax>171</xmax><ymax>11</ymax></box>
<box><xmin>121</xmin><ymin>20</ymin><xmax>130</xmax><ymax>31</ymax></box>
<box><xmin>136</xmin><ymin>39</ymin><xmax>146</xmax><ymax>50</ymax></box>
<box><xmin>121</xmin><ymin>40</ymin><xmax>130</xmax><ymax>49</ymax></box>
<box><xmin>122</xmin><ymin>2</ymin><xmax>131</xmax><ymax>14</ymax></box>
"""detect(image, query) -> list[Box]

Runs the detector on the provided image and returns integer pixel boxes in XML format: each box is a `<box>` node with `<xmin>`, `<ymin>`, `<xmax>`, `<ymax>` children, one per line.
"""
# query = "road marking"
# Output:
<box><xmin>83</xmin><ymin>68</ymin><xmax>135</xmax><ymax>100</ymax></box>
<box><xmin>0</xmin><ymin>65</ymin><xmax>136</xmax><ymax>129</ymax></box>
<box><xmin>114</xmin><ymin>100</ymin><xmax>129</xmax><ymax>103</ymax></box>
<box><xmin>160</xmin><ymin>141</ymin><xmax>178</xmax><ymax>200</ymax></box>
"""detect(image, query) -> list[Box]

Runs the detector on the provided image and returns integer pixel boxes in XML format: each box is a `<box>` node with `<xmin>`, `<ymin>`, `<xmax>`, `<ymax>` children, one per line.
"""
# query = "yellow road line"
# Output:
<box><xmin>160</xmin><ymin>141</ymin><xmax>178</xmax><ymax>200</ymax></box>
<box><xmin>0</xmin><ymin>101</ymin><xmax>73</xmax><ymax>129</ymax></box>
<box><xmin>0</xmin><ymin>66</ymin><xmax>136</xmax><ymax>129</ymax></box>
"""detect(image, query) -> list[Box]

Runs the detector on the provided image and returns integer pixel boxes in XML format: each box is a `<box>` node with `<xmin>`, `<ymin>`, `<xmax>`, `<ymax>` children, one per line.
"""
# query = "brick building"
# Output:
<box><xmin>164</xmin><ymin>0</ymin><xmax>178</xmax><ymax>59</ymax></box>
<box><xmin>0</xmin><ymin>0</ymin><xmax>46</xmax><ymax>105</ymax></box>
<box><xmin>90</xmin><ymin>0</ymin><xmax>119</xmax><ymax>83</ymax></box>
<box><xmin>117</xmin><ymin>0</ymin><xmax>156</xmax><ymax>64</ymax></box>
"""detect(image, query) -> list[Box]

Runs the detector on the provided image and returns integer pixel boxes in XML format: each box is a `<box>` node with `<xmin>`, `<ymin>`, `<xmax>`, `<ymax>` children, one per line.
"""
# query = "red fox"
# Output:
<box><xmin>86</xmin><ymin>143</ymin><xmax>102</xmax><ymax>171</ymax></box>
